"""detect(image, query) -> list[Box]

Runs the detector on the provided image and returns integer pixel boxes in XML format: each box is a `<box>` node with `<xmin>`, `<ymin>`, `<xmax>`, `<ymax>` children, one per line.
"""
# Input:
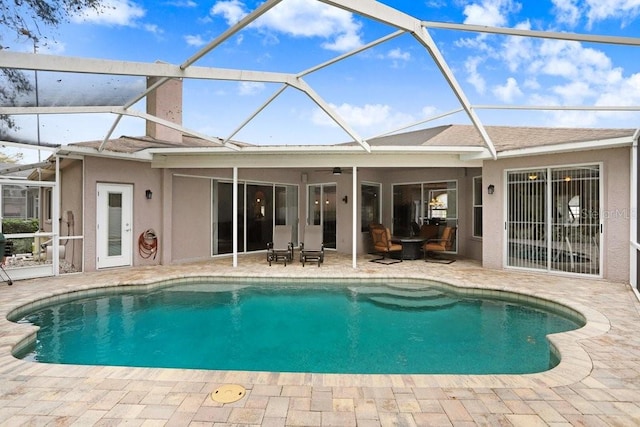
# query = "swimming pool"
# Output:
<box><xmin>13</xmin><ymin>279</ymin><xmax>583</xmax><ymax>374</ymax></box>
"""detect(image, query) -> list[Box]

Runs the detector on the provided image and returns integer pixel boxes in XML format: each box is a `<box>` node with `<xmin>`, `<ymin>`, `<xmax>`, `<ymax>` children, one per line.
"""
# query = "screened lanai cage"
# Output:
<box><xmin>0</xmin><ymin>158</ymin><xmax>82</xmax><ymax>280</ymax></box>
<box><xmin>1</xmin><ymin>0</ymin><xmax>640</xmax><ymax>291</ymax></box>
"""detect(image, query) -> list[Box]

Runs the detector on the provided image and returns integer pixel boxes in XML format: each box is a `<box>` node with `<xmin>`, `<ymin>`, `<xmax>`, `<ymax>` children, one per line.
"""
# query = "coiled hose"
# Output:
<box><xmin>138</xmin><ymin>229</ymin><xmax>158</xmax><ymax>260</ymax></box>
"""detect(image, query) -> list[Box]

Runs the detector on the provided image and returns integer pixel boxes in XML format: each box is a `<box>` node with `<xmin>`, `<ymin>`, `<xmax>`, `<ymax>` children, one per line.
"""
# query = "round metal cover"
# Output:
<box><xmin>211</xmin><ymin>384</ymin><xmax>246</xmax><ymax>403</ymax></box>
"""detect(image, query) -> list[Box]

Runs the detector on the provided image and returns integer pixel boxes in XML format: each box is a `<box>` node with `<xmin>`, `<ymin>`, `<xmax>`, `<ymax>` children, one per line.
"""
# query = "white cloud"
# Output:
<box><xmin>72</xmin><ymin>0</ymin><xmax>146</xmax><ymax>26</ymax></box>
<box><xmin>238</xmin><ymin>81</ymin><xmax>265</xmax><ymax>96</ymax></box>
<box><xmin>210</xmin><ymin>0</ymin><xmax>363</xmax><ymax>52</ymax></box>
<box><xmin>166</xmin><ymin>0</ymin><xmax>197</xmax><ymax>7</ymax></box>
<box><xmin>492</xmin><ymin>77</ymin><xmax>523</xmax><ymax>102</ymax></box>
<box><xmin>552</xmin><ymin>0</ymin><xmax>582</xmax><ymax>26</ymax></box>
<box><xmin>144</xmin><ymin>24</ymin><xmax>163</xmax><ymax>35</ymax></box>
<box><xmin>211</xmin><ymin>0</ymin><xmax>247</xmax><ymax>25</ymax></box>
<box><xmin>465</xmin><ymin>56</ymin><xmax>486</xmax><ymax>94</ymax></box>
<box><xmin>462</xmin><ymin>0</ymin><xmax>520</xmax><ymax>26</ymax></box>
<box><xmin>585</xmin><ymin>0</ymin><xmax>640</xmax><ymax>26</ymax></box>
<box><xmin>546</xmin><ymin>0</ymin><xmax>640</xmax><ymax>27</ymax></box>
<box><xmin>185</xmin><ymin>34</ymin><xmax>207</xmax><ymax>47</ymax></box>
<box><xmin>312</xmin><ymin>103</ymin><xmax>414</xmax><ymax>133</ymax></box>
<box><xmin>388</xmin><ymin>48</ymin><xmax>411</xmax><ymax>61</ymax></box>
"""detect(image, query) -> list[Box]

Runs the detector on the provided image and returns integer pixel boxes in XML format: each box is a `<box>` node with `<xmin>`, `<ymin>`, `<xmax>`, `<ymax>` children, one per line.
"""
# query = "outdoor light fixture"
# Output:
<box><xmin>145</xmin><ymin>189</ymin><xmax>153</xmax><ymax>199</ymax></box>
<box><xmin>487</xmin><ymin>184</ymin><xmax>495</xmax><ymax>195</ymax></box>
<box><xmin>342</xmin><ymin>195</ymin><xmax>348</xmax><ymax>204</ymax></box>
<box><xmin>332</xmin><ymin>167</ymin><xmax>342</xmax><ymax>175</ymax></box>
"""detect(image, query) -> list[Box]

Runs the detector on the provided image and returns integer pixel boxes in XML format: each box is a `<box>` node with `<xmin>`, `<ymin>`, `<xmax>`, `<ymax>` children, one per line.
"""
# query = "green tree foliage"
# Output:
<box><xmin>0</xmin><ymin>0</ymin><xmax>106</xmax><ymax>132</ymax></box>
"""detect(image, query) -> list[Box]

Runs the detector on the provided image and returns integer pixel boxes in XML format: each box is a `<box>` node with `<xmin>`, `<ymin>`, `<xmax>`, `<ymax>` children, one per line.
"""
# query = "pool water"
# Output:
<box><xmin>16</xmin><ymin>283</ymin><xmax>582</xmax><ymax>374</ymax></box>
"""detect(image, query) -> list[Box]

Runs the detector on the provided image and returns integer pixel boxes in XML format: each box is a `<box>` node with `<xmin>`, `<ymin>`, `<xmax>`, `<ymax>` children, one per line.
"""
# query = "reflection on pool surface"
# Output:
<box><xmin>15</xmin><ymin>282</ymin><xmax>582</xmax><ymax>374</ymax></box>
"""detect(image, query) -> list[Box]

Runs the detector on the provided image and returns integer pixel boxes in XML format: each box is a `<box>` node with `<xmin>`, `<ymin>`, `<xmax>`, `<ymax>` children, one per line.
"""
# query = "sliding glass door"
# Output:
<box><xmin>212</xmin><ymin>181</ymin><xmax>298</xmax><ymax>255</ymax></box>
<box><xmin>506</xmin><ymin>165</ymin><xmax>601</xmax><ymax>275</ymax></box>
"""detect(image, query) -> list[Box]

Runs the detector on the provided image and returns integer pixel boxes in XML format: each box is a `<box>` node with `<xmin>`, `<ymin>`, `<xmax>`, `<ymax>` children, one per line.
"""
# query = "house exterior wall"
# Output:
<box><xmin>482</xmin><ymin>147</ymin><xmax>631</xmax><ymax>283</ymax></box>
<box><xmin>60</xmin><ymin>159</ymin><xmax>84</xmax><ymax>269</ymax></box>
<box><xmin>171</xmin><ymin>175</ymin><xmax>211</xmax><ymax>262</ymax></box>
<box><xmin>83</xmin><ymin>157</ymin><xmax>163</xmax><ymax>271</ymax></box>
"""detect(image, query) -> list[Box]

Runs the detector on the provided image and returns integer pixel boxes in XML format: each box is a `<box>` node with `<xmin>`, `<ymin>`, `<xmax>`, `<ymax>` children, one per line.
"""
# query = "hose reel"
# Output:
<box><xmin>138</xmin><ymin>229</ymin><xmax>158</xmax><ymax>260</ymax></box>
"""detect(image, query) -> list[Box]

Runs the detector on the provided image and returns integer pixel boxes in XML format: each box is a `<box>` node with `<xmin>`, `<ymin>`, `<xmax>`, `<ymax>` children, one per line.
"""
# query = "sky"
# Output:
<box><xmin>3</xmin><ymin>0</ymin><xmax>640</xmax><ymax>163</ymax></box>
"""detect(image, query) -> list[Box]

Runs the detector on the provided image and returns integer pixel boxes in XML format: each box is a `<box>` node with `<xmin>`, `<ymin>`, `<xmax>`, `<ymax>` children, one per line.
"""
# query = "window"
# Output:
<box><xmin>44</xmin><ymin>188</ymin><xmax>52</xmax><ymax>222</ymax></box>
<box><xmin>360</xmin><ymin>183</ymin><xmax>381</xmax><ymax>232</ymax></box>
<box><xmin>392</xmin><ymin>181</ymin><xmax>457</xmax><ymax>250</ymax></box>
<box><xmin>473</xmin><ymin>176</ymin><xmax>483</xmax><ymax>237</ymax></box>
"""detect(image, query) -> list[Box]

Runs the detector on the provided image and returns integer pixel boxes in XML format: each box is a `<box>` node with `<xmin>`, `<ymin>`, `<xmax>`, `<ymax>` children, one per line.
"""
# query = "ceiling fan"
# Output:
<box><xmin>314</xmin><ymin>167</ymin><xmax>352</xmax><ymax>175</ymax></box>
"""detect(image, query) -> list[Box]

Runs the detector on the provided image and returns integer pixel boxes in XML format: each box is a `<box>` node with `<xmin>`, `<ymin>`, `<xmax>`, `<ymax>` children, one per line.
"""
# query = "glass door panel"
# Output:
<box><xmin>550</xmin><ymin>166</ymin><xmax>600</xmax><ymax>275</ymax></box>
<box><xmin>507</xmin><ymin>170</ymin><xmax>547</xmax><ymax>270</ymax></box>
<box><xmin>308</xmin><ymin>184</ymin><xmax>336</xmax><ymax>249</ymax></box>
<box><xmin>213</xmin><ymin>182</ymin><xmax>244</xmax><ymax>255</ymax></box>
<box><xmin>247</xmin><ymin>184</ymin><xmax>273</xmax><ymax>252</ymax></box>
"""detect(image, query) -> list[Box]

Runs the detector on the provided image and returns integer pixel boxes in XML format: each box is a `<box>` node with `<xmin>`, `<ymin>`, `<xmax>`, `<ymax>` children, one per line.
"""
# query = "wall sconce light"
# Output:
<box><xmin>332</xmin><ymin>167</ymin><xmax>342</xmax><ymax>175</ymax></box>
<box><xmin>145</xmin><ymin>189</ymin><xmax>153</xmax><ymax>200</ymax></box>
<box><xmin>487</xmin><ymin>184</ymin><xmax>495</xmax><ymax>195</ymax></box>
<box><xmin>342</xmin><ymin>195</ymin><xmax>348</xmax><ymax>204</ymax></box>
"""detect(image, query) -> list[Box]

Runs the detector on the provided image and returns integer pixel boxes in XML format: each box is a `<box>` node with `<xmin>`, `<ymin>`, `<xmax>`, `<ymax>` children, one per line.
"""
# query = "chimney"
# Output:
<box><xmin>146</xmin><ymin>76</ymin><xmax>183</xmax><ymax>143</ymax></box>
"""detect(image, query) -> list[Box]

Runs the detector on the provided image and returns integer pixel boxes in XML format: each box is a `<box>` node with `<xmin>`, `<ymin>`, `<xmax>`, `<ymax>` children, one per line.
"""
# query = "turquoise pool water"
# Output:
<box><xmin>15</xmin><ymin>282</ymin><xmax>582</xmax><ymax>374</ymax></box>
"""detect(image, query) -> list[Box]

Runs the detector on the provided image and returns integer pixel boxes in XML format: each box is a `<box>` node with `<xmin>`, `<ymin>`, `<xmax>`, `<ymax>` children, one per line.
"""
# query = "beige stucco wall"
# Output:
<box><xmin>482</xmin><ymin>147</ymin><xmax>631</xmax><ymax>283</ymax></box>
<box><xmin>59</xmin><ymin>159</ymin><xmax>84</xmax><ymax>269</ymax></box>
<box><xmin>119</xmin><ymin>166</ymin><xmax>482</xmax><ymax>266</ymax></box>
<box><xmin>83</xmin><ymin>157</ymin><xmax>163</xmax><ymax>271</ymax></box>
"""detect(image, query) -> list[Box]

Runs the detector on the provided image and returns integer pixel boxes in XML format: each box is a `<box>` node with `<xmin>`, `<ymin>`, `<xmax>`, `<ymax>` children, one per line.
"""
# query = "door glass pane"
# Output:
<box><xmin>323</xmin><ymin>185</ymin><xmax>336</xmax><ymax>249</ymax></box>
<box><xmin>393</xmin><ymin>183</ymin><xmax>421</xmax><ymax>236</ymax></box>
<box><xmin>247</xmin><ymin>184</ymin><xmax>273</xmax><ymax>252</ymax></box>
<box><xmin>507</xmin><ymin>170</ymin><xmax>547</xmax><ymax>270</ymax></box>
<box><xmin>279</xmin><ymin>185</ymin><xmax>299</xmax><ymax>245</ymax></box>
<box><xmin>550</xmin><ymin>165</ymin><xmax>600</xmax><ymax>275</ymax></box>
<box><xmin>107</xmin><ymin>193</ymin><xmax>122</xmax><ymax>256</ymax></box>
<box><xmin>214</xmin><ymin>182</ymin><xmax>244</xmax><ymax>254</ymax></box>
<box><xmin>308</xmin><ymin>185</ymin><xmax>321</xmax><ymax>225</ymax></box>
<box><xmin>361</xmin><ymin>183</ymin><xmax>381</xmax><ymax>232</ymax></box>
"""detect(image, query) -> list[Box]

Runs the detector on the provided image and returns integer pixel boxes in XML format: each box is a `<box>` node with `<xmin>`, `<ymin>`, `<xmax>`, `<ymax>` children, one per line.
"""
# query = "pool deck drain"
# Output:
<box><xmin>211</xmin><ymin>384</ymin><xmax>246</xmax><ymax>403</ymax></box>
<box><xmin>0</xmin><ymin>253</ymin><xmax>638</xmax><ymax>426</ymax></box>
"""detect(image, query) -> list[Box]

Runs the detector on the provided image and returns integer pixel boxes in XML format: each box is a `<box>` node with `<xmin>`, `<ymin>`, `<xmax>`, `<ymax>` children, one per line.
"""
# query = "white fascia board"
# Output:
<box><xmin>460</xmin><ymin>136</ymin><xmax>635</xmax><ymax>161</ymax></box>
<box><xmin>56</xmin><ymin>145</ymin><xmax>153</xmax><ymax>162</ymax></box>
<box><xmin>145</xmin><ymin>144</ymin><xmax>484</xmax><ymax>156</ymax></box>
<box><xmin>370</xmin><ymin>145</ymin><xmax>484</xmax><ymax>154</ymax></box>
<box><xmin>151</xmin><ymin>152</ymin><xmax>483</xmax><ymax>169</ymax></box>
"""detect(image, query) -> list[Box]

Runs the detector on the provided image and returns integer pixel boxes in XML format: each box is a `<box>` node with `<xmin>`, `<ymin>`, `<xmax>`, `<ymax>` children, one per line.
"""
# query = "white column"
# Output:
<box><xmin>233</xmin><ymin>167</ymin><xmax>238</xmax><ymax>267</ymax></box>
<box><xmin>352</xmin><ymin>166</ymin><xmax>357</xmax><ymax>269</ymax></box>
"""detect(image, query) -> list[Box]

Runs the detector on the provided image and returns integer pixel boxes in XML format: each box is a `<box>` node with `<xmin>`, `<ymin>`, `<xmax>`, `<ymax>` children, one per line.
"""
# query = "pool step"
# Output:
<box><xmin>350</xmin><ymin>286</ymin><xmax>443</xmax><ymax>299</ymax></box>
<box><xmin>365</xmin><ymin>294</ymin><xmax>458</xmax><ymax>310</ymax></box>
<box><xmin>351</xmin><ymin>286</ymin><xmax>458</xmax><ymax>310</ymax></box>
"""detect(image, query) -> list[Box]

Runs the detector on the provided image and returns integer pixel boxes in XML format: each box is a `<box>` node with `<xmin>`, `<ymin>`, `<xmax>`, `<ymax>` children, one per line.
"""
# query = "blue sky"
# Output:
<box><xmin>5</xmin><ymin>0</ymin><xmax>640</xmax><ymax>160</ymax></box>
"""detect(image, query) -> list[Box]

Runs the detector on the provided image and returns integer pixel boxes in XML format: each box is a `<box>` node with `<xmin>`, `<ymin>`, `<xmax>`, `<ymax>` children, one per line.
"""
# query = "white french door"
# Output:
<box><xmin>96</xmin><ymin>183</ymin><xmax>133</xmax><ymax>269</ymax></box>
<box><xmin>308</xmin><ymin>184</ymin><xmax>336</xmax><ymax>249</ymax></box>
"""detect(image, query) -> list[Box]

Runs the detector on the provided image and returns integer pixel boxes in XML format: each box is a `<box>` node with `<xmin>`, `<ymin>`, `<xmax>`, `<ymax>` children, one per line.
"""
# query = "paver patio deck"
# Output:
<box><xmin>0</xmin><ymin>253</ymin><xmax>639</xmax><ymax>426</ymax></box>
